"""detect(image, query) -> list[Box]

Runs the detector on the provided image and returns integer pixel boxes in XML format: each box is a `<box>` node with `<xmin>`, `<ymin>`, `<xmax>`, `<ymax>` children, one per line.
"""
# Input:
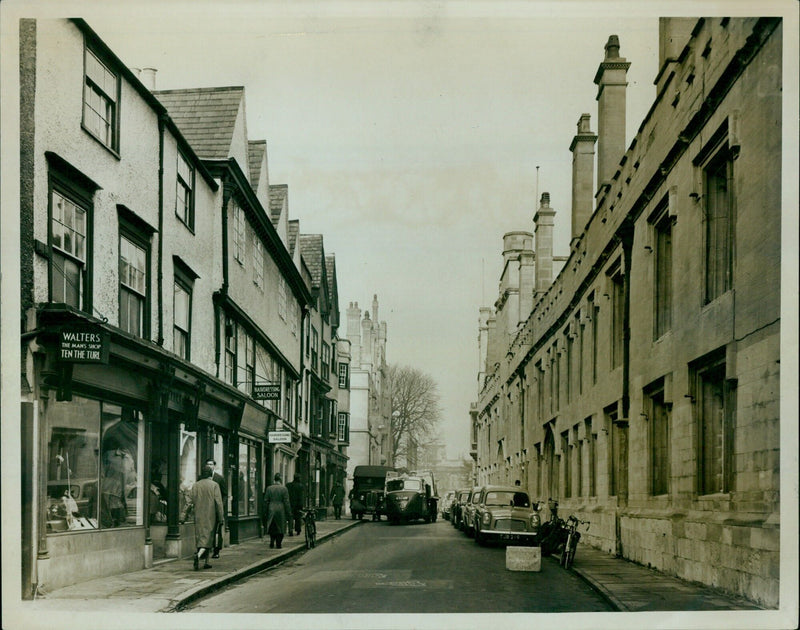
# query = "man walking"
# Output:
<box><xmin>285</xmin><ymin>474</ymin><xmax>306</xmax><ymax>536</ymax></box>
<box><xmin>263</xmin><ymin>473</ymin><xmax>292</xmax><ymax>549</ymax></box>
<box><xmin>206</xmin><ymin>458</ymin><xmax>227</xmax><ymax>558</ymax></box>
<box><xmin>180</xmin><ymin>464</ymin><xmax>224</xmax><ymax>570</ymax></box>
<box><xmin>332</xmin><ymin>480</ymin><xmax>345</xmax><ymax>520</ymax></box>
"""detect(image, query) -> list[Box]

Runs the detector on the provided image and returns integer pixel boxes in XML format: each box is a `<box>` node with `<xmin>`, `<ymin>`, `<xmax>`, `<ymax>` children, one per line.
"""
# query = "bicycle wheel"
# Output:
<box><xmin>564</xmin><ymin>541</ymin><xmax>576</xmax><ymax>569</ymax></box>
<box><xmin>560</xmin><ymin>533</ymin><xmax>571</xmax><ymax>567</ymax></box>
<box><xmin>307</xmin><ymin>521</ymin><xmax>316</xmax><ymax>548</ymax></box>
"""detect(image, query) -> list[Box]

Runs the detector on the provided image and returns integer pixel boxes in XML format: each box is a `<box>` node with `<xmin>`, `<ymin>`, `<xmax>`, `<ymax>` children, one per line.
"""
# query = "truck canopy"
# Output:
<box><xmin>353</xmin><ymin>465</ymin><xmax>395</xmax><ymax>479</ymax></box>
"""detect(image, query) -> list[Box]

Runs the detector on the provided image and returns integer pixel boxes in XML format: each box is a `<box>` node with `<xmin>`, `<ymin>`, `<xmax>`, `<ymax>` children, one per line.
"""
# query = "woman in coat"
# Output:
<box><xmin>263</xmin><ymin>473</ymin><xmax>292</xmax><ymax>549</ymax></box>
<box><xmin>180</xmin><ymin>464</ymin><xmax>224</xmax><ymax>570</ymax></box>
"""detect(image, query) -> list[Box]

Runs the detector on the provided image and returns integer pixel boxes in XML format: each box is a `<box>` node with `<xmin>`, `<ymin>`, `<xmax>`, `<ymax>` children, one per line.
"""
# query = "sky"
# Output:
<box><xmin>75</xmin><ymin>1</ymin><xmax>663</xmax><ymax>462</ymax></box>
<box><xmin>6</xmin><ymin>0</ymin><xmax>732</xmax><ymax>460</ymax></box>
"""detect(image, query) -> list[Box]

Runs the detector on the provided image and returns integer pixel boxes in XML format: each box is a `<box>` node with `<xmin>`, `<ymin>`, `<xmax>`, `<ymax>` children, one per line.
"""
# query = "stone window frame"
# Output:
<box><xmin>644</xmin><ymin>377</ymin><xmax>671</xmax><ymax>496</ymax></box>
<box><xmin>648</xmin><ymin>197</ymin><xmax>673</xmax><ymax>340</ymax></box>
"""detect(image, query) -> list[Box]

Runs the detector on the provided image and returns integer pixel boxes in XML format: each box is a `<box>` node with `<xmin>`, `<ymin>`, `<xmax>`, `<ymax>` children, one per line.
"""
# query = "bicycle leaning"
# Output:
<box><xmin>559</xmin><ymin>515</ymin><xmax>589</xmax><ymax>569</ymax></box>
<box><xmin>302</xmin><ymin>507</ymin><xmax>317</xmax><ymax>549</ymax></box>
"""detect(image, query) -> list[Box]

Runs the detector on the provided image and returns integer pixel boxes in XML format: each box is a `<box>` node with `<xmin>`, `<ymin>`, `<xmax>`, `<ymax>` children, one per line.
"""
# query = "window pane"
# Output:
<box><xmin>238</xmin><ymin>443</ymin><xmax>249</xmax><ymax>516</ymax></box>
<box><xmin>46</xmin><ymin>396</ymin><xmax>101</xmax><ymax>532</ymax></box>
<box><xmin>179</xmin><ymin>424</ymin><xmax>197</xmax><ymax>519</ymax></box>
<box><xmin>173</xmin><ymin>282</ymin><xmax>190</xmax><ymax>331</ymax></box>
<box><xmin>99</xmin><ymin>404</ymin><xmax>143</xmax><ymax>528</ymax></box>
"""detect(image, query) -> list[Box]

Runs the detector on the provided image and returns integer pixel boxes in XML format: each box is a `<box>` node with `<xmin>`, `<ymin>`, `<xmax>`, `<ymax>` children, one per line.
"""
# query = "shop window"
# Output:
<box><xmin>119</xmin><ymin>228</ymin><xmax>149</xmax><ymax>338</ymax></box>
<box><xmin>179</xmin><ymin>423</ymin><xmax>197</xmax><ymax>519</ymax></box>
<box><xmin>46</xmin><ymin>396</ymin><xmax>144</xmax><ymax>533</ymax></box>
<box><xmin>238</xmin><ymin>439</ymin><xmax>258</xmax><ymax>517</ymax></box>
<box><xmin>176</xmin><ymin>152</ymin><xmax>194</xmax><ymax>230</ymax></box>
<box><xmin>49</xmin><ymin>189</ymin><xmax>88</xmax><ymax>309</ymax></box>
<box><xmin>82</xmin><ymin>45</ymin><xmax>118</xmax><ymax>151</ymax></box>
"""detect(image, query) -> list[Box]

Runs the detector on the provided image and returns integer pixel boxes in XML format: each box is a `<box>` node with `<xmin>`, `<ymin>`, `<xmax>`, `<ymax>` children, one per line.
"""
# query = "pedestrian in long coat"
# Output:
<box><xmin>180</xmin><ymin>464</ymin><xmax>224</xmax><ymax>570</ymax></box>
<box><xmin>263</xmin><ymin>473</ymin><xmax>292</xmax><ymax>549</ymax></box>
<box><xmin>332</xmin><ymin>481</ymin><xmax>345</xmax><ymax>520</ymax></box>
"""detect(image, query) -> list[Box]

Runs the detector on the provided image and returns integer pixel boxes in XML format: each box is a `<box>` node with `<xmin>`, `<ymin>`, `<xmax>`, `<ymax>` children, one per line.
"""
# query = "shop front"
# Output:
<box><xmin>21</xmin><ymin>308</ymin><xmax>244</xmax><ymax>595</ymax></box>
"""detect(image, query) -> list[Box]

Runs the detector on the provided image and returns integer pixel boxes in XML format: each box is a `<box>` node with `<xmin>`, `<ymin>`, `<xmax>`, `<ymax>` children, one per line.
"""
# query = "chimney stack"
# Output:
<box><xmin>570</xmin><ymin>113</ymin><xmax>597</xmax><ymax>244</ymax></box>
<box><xmin>139</xmin><ymin>67</ymin><xmax>157</xmax><ymax>91</ymax></box>
<box><xmin>594</xmin><ymin>36</ymin><xmax>630</xmax><ymax>190</ymax></box>
<box><xmin>361</xmin><ymin>311</ymin><xmax>373</xmax><ymax>369</ymax></box>
<box><xmin>347</xmin><ymin>302</ymin><xmax>362</xmax><ymax>366</ymax></box>
<box><xmin>534</xmin><ymin>192</ymin><xmax>555</xmax><ymax>294</ymax></box>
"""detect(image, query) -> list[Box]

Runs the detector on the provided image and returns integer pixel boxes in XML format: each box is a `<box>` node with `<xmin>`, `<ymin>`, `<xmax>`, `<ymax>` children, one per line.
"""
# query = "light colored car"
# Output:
<box><xmin>460</xmin><ymin>486</ymin><xmax>484</xmax><ymax>537</ymax></box>
<box><xmin>472</xmin><ymin>485</ymin><xmax>541</xmax><ymax>546</ymax></box>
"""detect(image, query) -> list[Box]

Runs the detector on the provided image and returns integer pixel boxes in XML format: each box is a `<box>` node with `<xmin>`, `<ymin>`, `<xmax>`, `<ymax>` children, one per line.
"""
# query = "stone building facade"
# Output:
<box><xmin>472</xmin><ymin>18</ymin><xmax>782</xmax><ymax>606</ymax></box>
<box><xmin>345</xmin><ymin>296</ymin><xmax>392</xmax><ymax>496</ymax></box>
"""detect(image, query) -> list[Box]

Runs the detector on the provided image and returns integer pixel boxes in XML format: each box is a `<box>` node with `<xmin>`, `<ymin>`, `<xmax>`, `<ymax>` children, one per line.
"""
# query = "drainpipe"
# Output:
<box><xmin>156</xmin><ymin>113</ymin><xmax>166</xmax><ymax>346</ymax></box>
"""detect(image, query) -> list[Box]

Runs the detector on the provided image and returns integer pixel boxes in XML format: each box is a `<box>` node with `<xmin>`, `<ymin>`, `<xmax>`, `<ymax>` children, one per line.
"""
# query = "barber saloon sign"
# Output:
<box><xmin>58</xmin><ymin>325</ymin><xmax>110</xmax><ymax>364</ymax></box>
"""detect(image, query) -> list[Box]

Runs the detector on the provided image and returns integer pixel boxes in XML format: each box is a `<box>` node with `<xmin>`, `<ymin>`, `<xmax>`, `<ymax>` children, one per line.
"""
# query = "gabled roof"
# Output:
<box><xmin>288</xmin><ymin>220</ymin><xmax>300</xmax><ymax>257</ymax></box>
<box><xmin>269</xmin><ymin>184</ymin><xmax>288</xmax><ymax>227</ymax></box>
<box><xmin>298</xmin><ymin>234</ymin><xmax>324</xmax><ymax>290</ymax></box>
<box><xmin>248</xmin><ymin>140</ymin><xmax>266</xmax><ymax>189</ymax></box>
<box><xmin>153</xmin><ymin>86</ymin><xmax>244</xmax><ymax>160</ymax></box>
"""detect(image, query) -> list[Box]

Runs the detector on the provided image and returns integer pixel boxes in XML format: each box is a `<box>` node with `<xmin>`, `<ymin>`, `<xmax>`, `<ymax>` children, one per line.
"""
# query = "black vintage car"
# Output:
<box><xmin>350</xmin><ymin>465</ymin><xmax>395</xmax><ymax>521</ymax></box>
<box><xmin>384</xmin><ymin>474</ymin><xmax>437</xmax><ymax>524</ymax></box>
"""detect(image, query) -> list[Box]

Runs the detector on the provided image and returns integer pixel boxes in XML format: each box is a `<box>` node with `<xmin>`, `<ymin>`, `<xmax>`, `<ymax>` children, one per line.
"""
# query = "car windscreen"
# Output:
<box><xmin>386</xmin><ymin>479</ymin><xmax>422</xmax><ymax>492</ymax></box>
<box><xmin>484</xmin><ymin>491</ymin><xmax>530</xmax><ymax>507</ymax></box>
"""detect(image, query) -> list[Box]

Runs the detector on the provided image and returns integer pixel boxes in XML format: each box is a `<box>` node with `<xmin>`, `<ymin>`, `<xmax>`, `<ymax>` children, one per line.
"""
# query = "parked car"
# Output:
<box><xmin>472</xmin><ymin>485</ymin><xmax>541</xmax><ymax>546</ymax></box>
<box><xmin>451</xmin><ymin>488</ymin><xmax>470</xmax><ymax>529</ymax></box>
<box><xmin>440</xmin><ymin>490</ymin><xmax>456</xmax><ymax>520</ymax></box>
<box><xmin>460</xmin><ymin>486</ymin><xmax>484</xmax><ymax>537</ymax></box>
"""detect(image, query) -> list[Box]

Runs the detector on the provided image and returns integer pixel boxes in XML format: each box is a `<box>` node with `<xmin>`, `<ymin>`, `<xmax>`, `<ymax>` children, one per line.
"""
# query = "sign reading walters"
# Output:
<box><xmin>59</xmin><ymin>325</ymin><xmax>110</xmax><ymax>364</ymax></box>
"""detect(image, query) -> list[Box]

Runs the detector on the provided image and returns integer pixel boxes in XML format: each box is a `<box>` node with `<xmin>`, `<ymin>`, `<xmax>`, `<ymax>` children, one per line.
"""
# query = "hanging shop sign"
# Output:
<box><xmin>253</xmin><ymin>382</ymin><xmax>281</xmax><ymax>400</ymax></box>
<box><xmin>268</xmin><ymin>431</ymin><xmax>292</xmax><ymax>444</ymax></box>
<box><xmin>58</xmin><ymin>325</ymin><xmax>110</xmax><ymax>364</ymax></box>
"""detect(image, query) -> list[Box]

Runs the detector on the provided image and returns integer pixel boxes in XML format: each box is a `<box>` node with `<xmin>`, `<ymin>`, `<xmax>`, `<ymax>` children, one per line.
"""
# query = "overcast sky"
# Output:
<box><xmin>78</xmin><ymin>2</ymin><xmax>665</xmax><ymax>462</ymax></box>
<box><xmin>14</xmin><ymin>1</ymin><xmax>747</xmax><ymax>460</ymax></box>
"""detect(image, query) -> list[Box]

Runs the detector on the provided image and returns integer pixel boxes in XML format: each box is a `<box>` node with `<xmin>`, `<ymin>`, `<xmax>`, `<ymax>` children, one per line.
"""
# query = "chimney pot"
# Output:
<box><xmin>605</xmin><ymin>35</ymin><xmax>621</xmax><ymax>59</ymax></box>
<box><xmin>140</xmin><ymin>67</ymin><xmax>157</xmax><ymax>91</ymax></box>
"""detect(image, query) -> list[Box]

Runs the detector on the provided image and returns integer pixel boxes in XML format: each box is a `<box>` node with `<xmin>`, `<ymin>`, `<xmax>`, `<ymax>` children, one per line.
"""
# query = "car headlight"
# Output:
<box><xmin>482</xmin><ymin>512</ymin><xmax>491</xmax><ymax>525</ymax></box>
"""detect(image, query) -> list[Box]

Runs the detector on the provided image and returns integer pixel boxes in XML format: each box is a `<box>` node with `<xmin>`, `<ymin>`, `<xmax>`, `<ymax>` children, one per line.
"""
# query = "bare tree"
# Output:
<box><xmin>389</xmin><ymin>364</ymin><xmax>442</xmax><ymax>467</ymax></box>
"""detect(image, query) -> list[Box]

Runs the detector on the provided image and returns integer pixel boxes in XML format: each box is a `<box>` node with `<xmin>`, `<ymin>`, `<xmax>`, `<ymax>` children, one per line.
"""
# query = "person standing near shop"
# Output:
<box><xmin>285</xmin><ymin>473</ymin><xmax>306</xmax><ymax>536</ymax></box>
<box><xmin>263</xmin><ymin>473</ymin><xmax>292</xmax><ymax>549</ymax></box>
<box><xmin>206</xmin><ymin>458</ymin><xmax>227</xmax><ymax>558</ymax></box>
<box><xmin>331</xmin><ymin>480</ymin><xmax>345</xmax><ymax>520</ymax></box>
<box><xmin>180</xmin><ymin>464</ymin><xmax>224</xmax><ymax>570</ymax></box>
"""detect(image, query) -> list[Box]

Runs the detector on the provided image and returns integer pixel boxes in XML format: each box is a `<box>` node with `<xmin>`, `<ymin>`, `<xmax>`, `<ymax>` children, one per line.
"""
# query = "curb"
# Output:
<box><xmin>570</xmin><ymin>563</ymin><xmax>628</xmax><ymax>612</ymax></box>
<box><xmin>161</xmin><ymin>520</ymin><xmax>362</xmax><ymax>612</ymax></box>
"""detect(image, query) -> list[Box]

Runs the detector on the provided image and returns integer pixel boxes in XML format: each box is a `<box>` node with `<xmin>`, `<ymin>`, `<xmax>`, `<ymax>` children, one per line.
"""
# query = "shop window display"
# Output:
<box><xmin>46</xmin><ymin>396</ymin><xmax>144</xmax><ymax>533</ymax></box>
<box><xmin>179</xmin><ymin>423</ymin><xmax>197</xmax><ymax>519</ymax></box>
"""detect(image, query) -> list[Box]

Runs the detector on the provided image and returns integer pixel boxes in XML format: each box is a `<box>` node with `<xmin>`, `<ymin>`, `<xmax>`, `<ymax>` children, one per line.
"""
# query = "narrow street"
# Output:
<box><xmin>186</xmin><ymin>519</ymin><xmax>612</xmax><ymax>614</ymax></box>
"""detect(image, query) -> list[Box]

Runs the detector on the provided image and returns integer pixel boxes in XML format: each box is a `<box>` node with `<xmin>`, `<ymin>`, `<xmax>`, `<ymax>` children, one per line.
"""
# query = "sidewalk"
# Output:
<box><xmin>28</xmin><ymin>517</ymin><xmax>361</xmax><ymax>613</ymax></box>
<box><xmin>569</xmin><ymin>544</ymin><xmax>763</xmax><ymax>612</ymax></box>
<box><xmin>27</xmin><ymin>518</ymin><xmax>763</xmax><ymax>613</ymax></box>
